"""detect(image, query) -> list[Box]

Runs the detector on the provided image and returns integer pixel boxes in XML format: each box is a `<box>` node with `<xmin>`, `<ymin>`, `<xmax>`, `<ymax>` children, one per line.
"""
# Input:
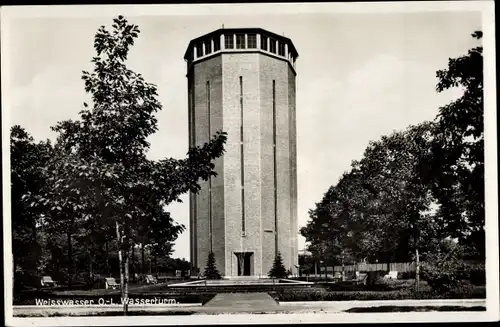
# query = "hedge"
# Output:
<box><xmin>345</xmin><ymin>306</ymin><xmax>486</xmax><ymax>313</ymax></box>
<box><xmin>321</xmin><ymin>279</ymin><xmax>425</xmax><ymax>292</ymax></box>
<box><xmin>272</xmin><ymin>285</ymin><xmax>486</xmax><ymax>302</ymax></box>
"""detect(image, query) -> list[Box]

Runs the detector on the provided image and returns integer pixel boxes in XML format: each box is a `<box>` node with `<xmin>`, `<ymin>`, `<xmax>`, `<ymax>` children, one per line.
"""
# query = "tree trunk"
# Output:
<box><xmin>154</xmin><ymin>254</ymin><xmax>158</xmax><ymax>276</ymax></box>
<box><xmin>131</xmin><ymin>245</ymin><xmax>136</xmax><ymax>282</ymax></box>
<box><xmin>115</xmin><ymin>221</ymin><xmax>126</xmax><ymax>313</ymax></box>
<box><xmin>415</xmin><ymin>248</ymin><xmax>420</xmax><ymax>292</ymax></box>
<box><xmin>124</xmin><ymin>243</ymin><xmax>130</xmax><ymax>315</ymax></box>
<box><xmin>67</xmin><ymin>230</ymin><xmax>73</xmax><ymax>288</ymax></box>
<box><xmin>342</xmin><ymin>258</ymin><xmax>345</xmax><ymax>282</ymax></box>
<box><xmin>32</xmin><ymin>224</ymin><xmax>38</xmax><ymax>274</ymax></box>
<box><xmin>13</xmin><ymin>254</ymin><xmax>17</xmax><ymax>280</ymax></box>
<box><xmin>141</xmin><ymin>242</ymin><xmax>145</xmax><ymax>275</ymax></box>
<box><xmin>89</xmin><ymin>250</ymin><xmax>94</xmax><ymax>288</ymax></box>
<box><xmin>105</xmin><ymin>238</ymin><xmax>110</xmax><ymax>277</ymax></box>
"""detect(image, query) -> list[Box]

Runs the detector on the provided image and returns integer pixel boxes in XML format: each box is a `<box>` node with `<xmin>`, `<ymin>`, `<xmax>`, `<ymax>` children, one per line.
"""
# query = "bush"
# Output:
<box><xmin>323</xmin><ymin>277</ymin><xmax>419</xmax><ymax>292</ymax></box>
<box><xmin>204</xmin><ymin>252</ymin><xmax>222</xmax><ymax>280</ymax></box>
<box><xmin>272</xmin><ymin>284</ymin><xmax>485</xmax><ymax>302</ymax></box>
<box><xmin>14</xmin><ymin>272</ymin><xmax>41</xmax><ymax>290</ymax></box>
<box><xmin>369</xmin><ymin>278</ymin><xmax>419</xmax><ymax>292</ymax></box>
<box><xmin>268</xmin><ymin>252</ymin><xmax>288</xmax><ymax>279</ymax></box>
<box><xmin>398</xmin><ymin>271</ymin><xmax>416</xmax><ymax>279</ymax></box>
<box><xmin>366</xmin><ymin>270</ymin><xmax>388</xmax><ymax>286</ymax></box>
<box><xmin>346</xmin><ymin>306</ymin><xmax>486</xmax><ymax>313</ymax></box>
<box><xmin>326</xmin><ymin>282</ymin><xmax>367</xmax><ymax>292</ymax></box>
<box><xmin>421</xmin><ymin>264</ymin><xmax>460</xmax><ymax>292</ymax></box>
<box><xmin>468</xmin><ymin>263</ymin><xmax>486</xmax><ymax>285</ymax></box>
<box><xmin>273</xmin><ymin>289</ymin><xmax>417</xmax><ymax>301</ymax></box>
<box><xmin>421</xmin><ymin>259</ymin><xmax>471</xmax><ymax>292</ymax></box>
<box><xmin>420</xmin><ymin>244</ymin><xmax>478</xmax><ymax>292</ymax></box>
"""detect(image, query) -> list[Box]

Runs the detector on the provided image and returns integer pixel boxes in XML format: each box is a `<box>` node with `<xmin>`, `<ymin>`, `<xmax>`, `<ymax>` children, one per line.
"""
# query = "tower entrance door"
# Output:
<box><xmin>235</xmin><ymin>252</ymin><xmax>253</xmax><ymax>276</ymax></box>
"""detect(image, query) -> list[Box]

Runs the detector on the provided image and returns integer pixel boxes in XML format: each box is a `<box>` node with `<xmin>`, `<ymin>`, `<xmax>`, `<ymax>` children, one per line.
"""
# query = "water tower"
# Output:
<box><xmin>185</xmin><ymin>28</ymin><xmax>298</xmax><ymax>277</ymax></box>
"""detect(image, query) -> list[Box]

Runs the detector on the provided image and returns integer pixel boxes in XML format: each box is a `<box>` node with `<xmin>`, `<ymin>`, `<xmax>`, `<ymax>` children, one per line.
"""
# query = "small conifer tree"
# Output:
<box><xmin>268</xmin><ymin>251</ymin><xmax>288</xmax><ymax>278</ymax></box>
<box><xmin>204</xmin><ymin>251</ymin><xmax>222</xmax><ymax>279</ymax></box>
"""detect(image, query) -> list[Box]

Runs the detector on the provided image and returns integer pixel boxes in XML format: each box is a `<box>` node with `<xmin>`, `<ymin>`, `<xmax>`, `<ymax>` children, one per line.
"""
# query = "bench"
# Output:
<box><xmin>333</xmin><ymin>271</ymin><xmax>343</xmax><ymax>282</ymax></box>
<box><xmin>105</xmin><ymin>277</ymin><xmax>120</xmax><ymax>290</ymax></box>
<box><xmin>41</xmin><ymin>276</ymin><xmax>57</xmax><ymax>287</ymax></box>
<box><xmin>383</xmin><ymin>271</ymin><xmax>398</xmax><ymax>280</ymax></box>
<box><xmin>350</xmin><ymin>272</ymin><xmax>368</xmax><ymax>285</ymax></box>
<box><xmin>145</xmin><ymin>274</ymin><xmax>158</xmax><ymax>284</ymax></box>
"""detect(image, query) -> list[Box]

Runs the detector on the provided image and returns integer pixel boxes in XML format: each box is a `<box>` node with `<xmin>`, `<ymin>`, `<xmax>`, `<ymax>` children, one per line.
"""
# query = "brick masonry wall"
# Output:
<box><xmin>188</xmin><ymin>50</ymin><xmax>297</xmax><ymax>276</ymax></box>
<box><xmin>259</xmin><ymin>54</ymin><xmax>293</xmax><ymax>274</ymax></box>
<box><xmin>222</xmin><ymin>53</ymin><xmax>263</xmax><ymax>276</ymax></box>
<box><xmin>192</xmin><ymin>56</ymin><xmax>225</xmax><ymax>274</ymax></box>
<box><xmin>288</xmin><ymin>65</ymin><xmax>299</xmax><ymax>273</ymax></box>
<box><xmin>259</xmin><ymin>55</ymin><xmax>276</xmax><ymax>276</ymax></box>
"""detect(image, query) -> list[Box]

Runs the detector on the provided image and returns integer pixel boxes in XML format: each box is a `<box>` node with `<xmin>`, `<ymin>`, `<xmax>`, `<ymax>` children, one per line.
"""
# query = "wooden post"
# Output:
<box><xmin>415</xmin><ymin>248</ymin><xmax>420</xmax><ymax>292</ymax></box>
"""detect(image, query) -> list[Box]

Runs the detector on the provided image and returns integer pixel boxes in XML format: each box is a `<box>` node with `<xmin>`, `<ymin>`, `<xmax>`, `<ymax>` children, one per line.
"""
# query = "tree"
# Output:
<box><xmin>268</xmin><ymin>252</ymin><xmax>287</xmax><ymax>278</ymax></box>
<box><xmin>204</xmin><ymin>251</ymin><xmax>222</xmax><ymax>279</ymax></box>
<box><xmin>298</xmin><ymin>253</ymin><xmax>314</xmax><ymax>276</ymax></box>
<box><xmin>33</xmin><ymin>139</ymin><xmax>107</xmax><ymax>287</ymax></box>
<box><xmin>301</xmin><ymin>31</ymin><xmax>484</xmax><ymax>291</ymax></box>
<box><xmin>421</xmin><ymin>240</ymin><xmax>472</xmax><ymax>293</ymax></box>
<box><xmin>423</xmin><ymin>31</ymin><xmax>484</xmax><ymax>258</ymax></box>
<box><xmin>40</xmin><ymin>16</ymin><xmax>226</xmax><ymax>314</ymax></box>
<box><xmin>10</xmin><ymin>126</ymin><xmax>52</xmax><ymax>282</ymax></box>
<box><xmin>301</xmin><ymin>122</ymin><xmax>441</xmax><ymax>289</ymax></box>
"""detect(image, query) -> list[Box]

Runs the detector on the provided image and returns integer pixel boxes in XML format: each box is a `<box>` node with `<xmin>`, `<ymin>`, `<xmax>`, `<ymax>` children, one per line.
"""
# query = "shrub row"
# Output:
<box><xmin>272</xmin><ymin>285</ymin><xmax>486</xmax><ymax>302</ymax></box>
<box><xmin>345</xmin><ymin>306</ymin><xmax>486</xmax><ymax>313</ymax></box>
<box><xmin>398</xmin><ymin>271</ymin><xmax>417</xmax><ymax>279</ymax></box>
<box><xmin>324</xmin><ymin>279</ymin><xmax>422</xmax><ymax>292</ymax></box>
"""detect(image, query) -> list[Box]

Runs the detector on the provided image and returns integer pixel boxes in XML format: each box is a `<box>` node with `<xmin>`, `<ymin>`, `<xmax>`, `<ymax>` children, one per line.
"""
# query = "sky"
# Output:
<box><xmin>2</xmin><ymin>4</ymin><xmax>483</xmax><ymax>261</ymax></box>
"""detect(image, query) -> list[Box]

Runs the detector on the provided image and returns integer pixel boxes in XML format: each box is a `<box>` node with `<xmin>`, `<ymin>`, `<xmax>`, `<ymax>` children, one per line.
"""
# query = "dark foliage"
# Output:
<box><xmin>345</xmin><ymin>306</ymin><xmax>485</xmax><ymax>313</ymax></box>
<box><xmin>301</xmin><ymin>30</ymin><xmax>484</xmax><ymax>270</ymax></box>
<box><xmin>204</xmin><ymin>252</ymin><xmax>222</xmax><ymax>280</ymax></box>
<box><xmin>268</xmin><ymin>252</ymin><xmax>288</xmax><ymax>278</ymax></box>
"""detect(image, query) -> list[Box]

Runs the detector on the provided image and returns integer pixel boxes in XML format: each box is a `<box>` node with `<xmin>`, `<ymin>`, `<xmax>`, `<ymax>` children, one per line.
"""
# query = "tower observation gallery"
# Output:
<box><xmin>185</xmin><ymin>28</ymin><xmax>298</xmax><ymax>277</ymax></box>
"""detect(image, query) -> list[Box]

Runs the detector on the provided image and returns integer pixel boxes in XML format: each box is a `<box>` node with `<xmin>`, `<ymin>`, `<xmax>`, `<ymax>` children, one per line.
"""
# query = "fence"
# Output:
<box><xmin>320</xmin><ymin>262</ymin><xmax>416</xmax><ymax>273</ymax></box>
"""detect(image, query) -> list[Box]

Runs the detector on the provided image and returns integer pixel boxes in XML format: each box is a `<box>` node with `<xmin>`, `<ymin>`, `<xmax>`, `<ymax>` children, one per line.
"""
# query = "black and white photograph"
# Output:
<box><xmin>1</xmin><ymin>2</ymin><xmax>498</xmax><ymax>325</ymax></box>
